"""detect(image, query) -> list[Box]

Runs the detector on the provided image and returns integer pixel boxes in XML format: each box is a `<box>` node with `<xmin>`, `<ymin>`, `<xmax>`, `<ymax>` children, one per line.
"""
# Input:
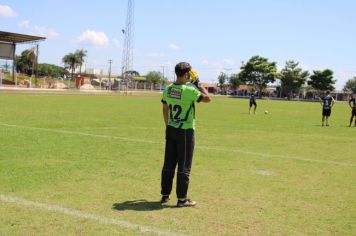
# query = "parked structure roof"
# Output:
<box><xmin>0</xmin><ymin>31</ymin><xmax>46</xmax><ymax>44</ymax></box>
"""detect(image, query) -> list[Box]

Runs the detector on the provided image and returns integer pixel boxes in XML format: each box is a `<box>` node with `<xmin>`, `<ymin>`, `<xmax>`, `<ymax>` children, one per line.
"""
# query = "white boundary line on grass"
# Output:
<box><xmin>0</xmin><ymin>194</ymin><xmax>186</xmax><ymax>236</ymax></box>
<box><xmin>199</xmin><ymin>145</ymin><xmax>355</xmax><ymax>167</ymax></box>
<box><xmin>0</xmin><ymin>123</ymin><xmax>159</xmax><ymax>144</ymax></box>
<box><xmin>1</xmin><ymin>123</ymin><xmax>354</xmax><ymax>167</ymax></box>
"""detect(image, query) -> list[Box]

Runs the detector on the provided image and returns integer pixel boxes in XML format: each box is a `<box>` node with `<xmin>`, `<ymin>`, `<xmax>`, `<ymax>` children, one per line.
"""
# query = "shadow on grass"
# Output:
<box><xmin>112</xmin><ymin>199</ymin><xmax>174</xmax><ymax>211</ymax></box>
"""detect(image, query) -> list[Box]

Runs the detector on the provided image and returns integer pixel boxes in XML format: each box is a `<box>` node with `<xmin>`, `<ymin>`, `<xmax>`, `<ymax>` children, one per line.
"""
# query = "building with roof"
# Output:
<box><xmin>0</xmin><ymin>31</ymin><xmax>46</xmax><ymax>86</ymax></box>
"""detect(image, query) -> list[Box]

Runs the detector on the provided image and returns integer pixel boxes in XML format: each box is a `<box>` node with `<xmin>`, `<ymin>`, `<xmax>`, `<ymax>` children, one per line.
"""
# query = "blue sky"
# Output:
<box><xmin>1</xmin><ymin>0</ymin><xmax>355</xmax><ymax>90</ymax></box>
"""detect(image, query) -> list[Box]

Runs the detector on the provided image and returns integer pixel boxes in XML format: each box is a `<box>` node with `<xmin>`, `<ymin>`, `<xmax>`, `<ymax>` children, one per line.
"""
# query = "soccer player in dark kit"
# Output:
<box><xmin>160</xmin><ymin>62</ymin><xmax>211</xmax><ymax>207</ymax></box>
<box><xmin>319</xmin><ymin>91</ymin><xmax>335</xmax><ymax>127</ymax></box>
<box><xmin>249</xmin><ymin>89</ymin><xmax>257</xmax><ymax>114</ymax></box>
<box><xmin>349</xmin><ymin>94</ymin><xmax>356</xmax><ymax>127</ymax></box>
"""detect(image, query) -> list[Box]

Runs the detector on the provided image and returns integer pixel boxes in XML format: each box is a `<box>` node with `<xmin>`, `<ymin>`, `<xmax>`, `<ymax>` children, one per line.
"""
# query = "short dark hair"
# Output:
<box><xmin>175</xmin><ymin>62</ymin><xmax>191</xmax><ymax>77</ymax></box>
<box><xmin>326</xmin><ymin>90</ymin><xmax>330</xmax><ymax>95</ymax></box>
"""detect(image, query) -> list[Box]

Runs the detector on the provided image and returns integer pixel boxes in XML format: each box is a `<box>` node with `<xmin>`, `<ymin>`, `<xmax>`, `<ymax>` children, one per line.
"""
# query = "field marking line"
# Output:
<box><xmin>80</xmin><ymin>126</ymin><xmax>161</xmax><ymax>131</ymax></box>
<box><xmin>199</xmin><ymin>145</ymin><xmax>355</xmax><ymax>167</ymax></box>
<box><xmin>0</xmin><ymin>123</ymin><xmax>159</xmax><ymax>144</ymax></box>
<box><xmin>197</xmin><ymin>127</ymin><xmax>355</xmax><ymax>141</ymax></box>
<box><xmin>0</xmin><ymin>194</ymin><xmax>186</xmax><ymax>236</ymax></box>
<box><xmin>1</xmin><ymin>123</ymin><xmax>354</xmax><ymax>167</ymax></box>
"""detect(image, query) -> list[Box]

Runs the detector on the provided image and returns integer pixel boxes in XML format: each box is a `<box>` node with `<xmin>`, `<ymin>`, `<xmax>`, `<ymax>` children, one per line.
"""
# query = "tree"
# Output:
<box><xmin>124</xmin><ymin>70</ymin><xmax>140</xmax><ymax>77</ymax></box>
<box><xmin>217</xmin><ymin>72</ymin><xmax>228</xmax><ymax>93</ymax></box>
<box><xmin>16</xmin><ymin>49</ymin><xmax>33</xmax><ymax>76</ymax></box>
<box><xmin>62</xmin><ymin>52</ymin><xmax>80</xmax><ymax>82</ymax></box>
<box><xmin>27</xmin><ymin>47</ymin><xmax>37</xmax><ymax>78</ymax></box>
<box><xmin>145</xmin><ymin>71</ymin><xmax>163</xmax><ymax>87</ymax></box>
<box><xmin>343</xmin><ymin>77</ymin><xmax>356</xmax><ymax>94</ymax></box>
<box><xmin>308</xmin><ymin>69</ymin><xmax>335</xmax><ymax>93</ymax></box>
<box><xmin>238</xmin><ymin>55</ymin><xmax>277</xmax><ymax>97</ymax></box>
<box><xmin>15</xmin><ymin>48</ymin><xmax>39</xmax><ymax>84</ymax></box>
<box><xmin>228</xmin><ymin>73</ymin><xmax>242</xmax><ymax>90</ymax></box>
<box><xmin>280</xmin><ymin>60</ymin><xmax>309</xmax><ymax>99</ymax></box>
<box><xmin>37</xmin><ymin>63</ymin><xmax>68</xmax><ymax>78</ymax></box>
<box><xmin>75</xmin><ymin>49</ymin><xmax>87</xmax><ymax>75</ymax></box>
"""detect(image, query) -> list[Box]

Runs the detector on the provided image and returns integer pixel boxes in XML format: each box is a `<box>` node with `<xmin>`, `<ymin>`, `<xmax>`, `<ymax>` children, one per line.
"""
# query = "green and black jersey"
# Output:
<box><xmin>161</xmin><ymin>83</ymin><xmax>203</xmax><ymax>130</ymax></box>
<box><xmin>322</xmin><ymin>95</ymin><xmax>333</xmax><ymax>110</ymax></box>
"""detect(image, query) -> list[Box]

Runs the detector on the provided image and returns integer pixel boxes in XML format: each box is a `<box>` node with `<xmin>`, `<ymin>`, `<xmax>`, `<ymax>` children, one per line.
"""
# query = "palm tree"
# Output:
<box><xmin>75</xmin><ymin>49</ymin><xmax>87</xmax><ymax>75</ymax></box>
<box><xmin>27</xmin><ymin>47</ymin><xmax>37</xmax><ymax>87</ymax></box>
<box><xmin>62</xmin><ymin>53</ymin><xmax>80</xmax><ymax>87</ymax></box>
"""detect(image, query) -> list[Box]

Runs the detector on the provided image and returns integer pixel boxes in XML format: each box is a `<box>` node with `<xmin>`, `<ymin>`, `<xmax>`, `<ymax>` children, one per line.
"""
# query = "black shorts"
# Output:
<box><xmin>322</xmin><ymin>109</ymin><xmax>331</xmax><ymax>116</ymax></box>
<box><xmin>352</xmin><ymin>108</ymin><xmax>356</xmax><ymax>116</ymax></box>
<box><xmin>249</xmin><ymin>101</ymin><xmax>257</xmax><ymax>107</ymax></box>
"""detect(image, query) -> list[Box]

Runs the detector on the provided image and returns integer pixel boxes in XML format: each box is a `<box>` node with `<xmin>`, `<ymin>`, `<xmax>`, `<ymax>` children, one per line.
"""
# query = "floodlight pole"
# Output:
<box><xmin>121</xmin><ymin>0</ymin><xmax>134</xmax><ymax>93</ymax></box>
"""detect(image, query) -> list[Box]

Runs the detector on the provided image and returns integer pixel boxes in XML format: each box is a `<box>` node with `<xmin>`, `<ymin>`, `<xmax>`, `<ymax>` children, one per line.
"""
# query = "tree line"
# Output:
<box><xmin>14</xmin><ymin>49</ymin><xmax>168</xmax><ymax>88</ymax></box>
<box><xmin>220</xmin><ymin>55</ymin><xmax>356</xmax><ymax>97</ymax></box>
<box><xmin>13</xmin><ymin>50</ymin><xmax>356</xmax><ymax>94</ymax></box>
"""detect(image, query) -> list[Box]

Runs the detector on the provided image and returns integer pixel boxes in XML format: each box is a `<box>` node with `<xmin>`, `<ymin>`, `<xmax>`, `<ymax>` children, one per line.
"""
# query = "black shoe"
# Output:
<box><xmin>160</xmin><ymin>196</ymin><xmax>170</xmax><ymax>203</ymax></box>
<box><xmin>177</xmin><ymin>198</ymin><xmax>196</xmax><ymax>207</ymax></box>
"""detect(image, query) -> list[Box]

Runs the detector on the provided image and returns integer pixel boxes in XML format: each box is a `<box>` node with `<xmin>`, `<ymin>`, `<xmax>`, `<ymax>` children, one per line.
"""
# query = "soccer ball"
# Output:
<box><xmin>264</xmin><ymin>110</ymin><xmax>268</xmax><ymax>114</ymax></box>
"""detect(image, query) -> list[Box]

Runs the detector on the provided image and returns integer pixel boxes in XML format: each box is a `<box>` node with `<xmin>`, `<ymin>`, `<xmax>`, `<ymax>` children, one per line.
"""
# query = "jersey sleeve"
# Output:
<box><xmin>161</xmin><ymin>89</ymin><xmax>167</xmax><ymax>104</ymax></box>
<box><xmin>187</xmin><ymin>87</ymin><xmax>202</xmax><ymax>103</ymax></box>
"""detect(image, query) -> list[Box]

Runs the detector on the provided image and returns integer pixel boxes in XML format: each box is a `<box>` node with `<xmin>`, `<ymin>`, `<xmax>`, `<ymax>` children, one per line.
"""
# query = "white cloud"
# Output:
<box><xmin>0</xmin><ymin>5</ymin><xmax>17</xmax><ymax>17</ymax></box>
<box><xmin>35</xmin><ymin>25</ymin><xmax>59</xmax><ymax>38</ymax></box>
<box><xmin>76</xmin><ymin>30</ymin><xmax>109</xmax><ymax>47</ymax></box>
<box><xmin>223</xmin><ymin>58</ymin><xmax>233</xmax><ymax>65</ymax></box>
<box><xmin>19</xmin><ymin>20</ymin><xmax>30</xmax><ymax>29</ymax></box>
<box><xmin>168</xmin><ymin>43</ymin><xmax>180</xmax><ymax>51</ymax></box>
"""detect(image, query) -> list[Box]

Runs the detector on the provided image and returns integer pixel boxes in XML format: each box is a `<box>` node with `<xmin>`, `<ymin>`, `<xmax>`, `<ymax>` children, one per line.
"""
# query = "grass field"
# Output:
<box><xmin>0</xmin><ymin>91</ymin><xmax>355</xmax><ymax>235</ymax></box>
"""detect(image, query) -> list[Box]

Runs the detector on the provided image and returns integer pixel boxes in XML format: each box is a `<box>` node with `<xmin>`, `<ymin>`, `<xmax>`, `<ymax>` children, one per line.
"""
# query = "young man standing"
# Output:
<box><xmin>349</xmin><ymin>94</ymin><xmax>356</xmax><ymax>127</ymax></box>
<box><xmin>249</xmin><ymin>89</ymin><xmax>257</xmax><ymax>114</ymax></box>
<box><xmin>319</xmin><ymin>91</ymin><xmax>335</xmax><ymax>127</ymax></box>
<box><xmin>160</xmin><ymin>62</ymin><xmax>211</xmax><ymax>207</ymax></box>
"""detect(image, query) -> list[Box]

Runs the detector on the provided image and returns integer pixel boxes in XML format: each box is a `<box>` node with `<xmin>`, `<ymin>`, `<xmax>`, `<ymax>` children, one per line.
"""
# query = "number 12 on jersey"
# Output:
<box><xmin>169</xmin><ymin>104</ymin><xmax>182</xmax><ymax>120</ymax></box>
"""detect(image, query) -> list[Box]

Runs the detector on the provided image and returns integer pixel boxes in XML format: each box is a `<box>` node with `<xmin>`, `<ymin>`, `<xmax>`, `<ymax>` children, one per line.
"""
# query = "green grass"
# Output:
<box><xmin>0</xmin><ymin>91</ymin><xmax>355</xmax><ymax>235</ymax></box>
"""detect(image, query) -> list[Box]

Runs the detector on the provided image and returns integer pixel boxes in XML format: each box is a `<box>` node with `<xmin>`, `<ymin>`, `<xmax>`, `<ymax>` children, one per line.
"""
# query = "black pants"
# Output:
<box><xmin>161</xmin><ymin>126</ymin><xmax>195</xmax><ymax>199</ymax></box>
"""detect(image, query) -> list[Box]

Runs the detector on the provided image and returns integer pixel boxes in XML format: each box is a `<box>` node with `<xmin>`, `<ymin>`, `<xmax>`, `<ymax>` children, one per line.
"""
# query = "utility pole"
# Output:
<box><xmin>161</xmin><ymin>65</ymin><xmax>165</xmax><ymax>90</ymax></box>
<box><xmin>108</xmin><ymin>59</ymin><xmax>112</xmax><ymax>90</ymax></box>
<box><xmin>223</xmin><ymin>68</ymin><xmax>232</xmax><ymax>95</ymax></box>
<box><xmin>172</xmin><ymin>70</ymin><xmax>176</xmax><ymax>82</ymax></box>
<box><xmin>35</xmin><ymin>44</ymin><xmax>39</xmax><ymax>86</ymax></box>
<box><xmin>12</xmin><ymin>42</ymin><xmax>16</xmax><ymax>87</ymax></box>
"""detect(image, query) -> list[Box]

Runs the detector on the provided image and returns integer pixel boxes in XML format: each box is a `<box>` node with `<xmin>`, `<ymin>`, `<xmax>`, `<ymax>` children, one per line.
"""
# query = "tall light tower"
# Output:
<box><xmin>121</xmin><ymin>0</ymin><xmax>134</xmax><ymax>91</ymax></box>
